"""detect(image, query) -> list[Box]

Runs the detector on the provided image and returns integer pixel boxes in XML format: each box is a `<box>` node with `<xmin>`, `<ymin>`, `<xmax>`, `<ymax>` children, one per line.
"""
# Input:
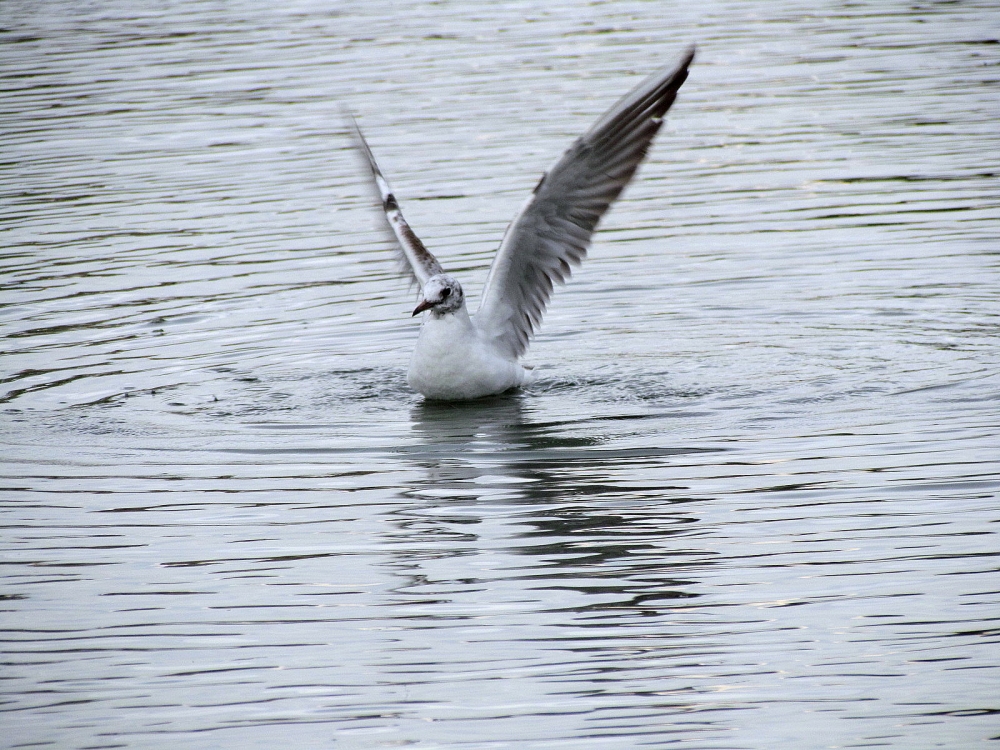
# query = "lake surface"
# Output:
<box><xmin>3</xmin><ymin>1</ymin><xmax>999</xmax><ymax>748</ymax></box>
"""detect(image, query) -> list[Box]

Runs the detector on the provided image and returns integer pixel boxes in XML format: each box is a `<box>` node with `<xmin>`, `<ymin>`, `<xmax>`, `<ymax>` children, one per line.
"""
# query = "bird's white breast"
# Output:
<box><xmin>407</xmin><ymin>309</ymin><xmax>528</xmax><ymax>400</ymax></box>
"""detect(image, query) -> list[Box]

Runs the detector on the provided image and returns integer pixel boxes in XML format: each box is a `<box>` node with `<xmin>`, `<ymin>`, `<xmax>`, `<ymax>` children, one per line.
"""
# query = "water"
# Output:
<box><xmin>3</xmin><ymin>1</ymin><xmax>999</xmax><ymax>747</ymax></box>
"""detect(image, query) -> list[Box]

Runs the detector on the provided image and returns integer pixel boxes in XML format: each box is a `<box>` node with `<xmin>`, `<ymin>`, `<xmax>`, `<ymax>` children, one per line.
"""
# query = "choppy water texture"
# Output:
<box><xmin>3</xmin><ymin>1</ymin><xmax>1000</xmax><ymax>748</ymax></box>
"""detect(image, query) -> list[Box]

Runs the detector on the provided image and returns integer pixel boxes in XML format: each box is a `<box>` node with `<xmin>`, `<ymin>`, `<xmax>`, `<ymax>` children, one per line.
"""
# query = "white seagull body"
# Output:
<box><xmin>348</xmin><ymin>47</ymin><xmax>694</xmax><ymax>400</ymax></box>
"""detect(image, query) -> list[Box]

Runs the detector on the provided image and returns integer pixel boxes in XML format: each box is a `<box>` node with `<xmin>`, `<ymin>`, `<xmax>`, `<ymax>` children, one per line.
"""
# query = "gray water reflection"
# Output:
<box><xmin>3</xmin><ymin>0</ymin><xmax>1000</xmax><ymax>748</ymax></box>
<box><xmin>401</xmin><ymin>399</ymin><xmax>713</xmax><ymax>611</ymax></box>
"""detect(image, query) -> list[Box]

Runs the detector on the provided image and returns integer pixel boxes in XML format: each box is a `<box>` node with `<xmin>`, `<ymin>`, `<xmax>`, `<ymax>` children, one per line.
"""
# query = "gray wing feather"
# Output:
<box><xmin>475</xmin><ymin>46</ymin><xmax>695</xmax><ymax>358</ymax></box>
<box><xmin>345</xmin><ymin>109</ymin><xmax>444</xmax><ymax>286</ymax></box>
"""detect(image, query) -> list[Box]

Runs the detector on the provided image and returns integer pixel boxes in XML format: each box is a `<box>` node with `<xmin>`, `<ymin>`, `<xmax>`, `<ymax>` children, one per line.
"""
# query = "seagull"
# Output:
<box><xmin>348</xmin><ymin>46</ymin><xmax>694</xmax><ymax>400</ymax></box>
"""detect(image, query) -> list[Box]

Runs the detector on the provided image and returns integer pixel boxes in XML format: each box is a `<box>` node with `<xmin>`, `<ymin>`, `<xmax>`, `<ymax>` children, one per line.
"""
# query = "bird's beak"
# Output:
<box><xmin>412</xmin><ymin>298</ymin><xmax>434</xmax><ymax>316</ymax></box>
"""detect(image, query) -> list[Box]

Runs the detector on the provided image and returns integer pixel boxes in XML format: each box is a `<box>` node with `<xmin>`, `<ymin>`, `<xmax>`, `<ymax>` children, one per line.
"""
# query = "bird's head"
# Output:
<box><xmin>413</xmin><ymin>274</ymin><xmax>465</xmax><ymax>317</ymax></box>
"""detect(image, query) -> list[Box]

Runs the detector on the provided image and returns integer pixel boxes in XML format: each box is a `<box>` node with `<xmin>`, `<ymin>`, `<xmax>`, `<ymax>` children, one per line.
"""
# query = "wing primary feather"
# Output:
<box><xmin>475</xmin><ymin>46</ymin><xmax>695</xmax><ymax>360</ymax></box>
<box><xmin>343</xmin><ymin>107</ymin><xmax>443</xmax><ymax>286</ymax></box>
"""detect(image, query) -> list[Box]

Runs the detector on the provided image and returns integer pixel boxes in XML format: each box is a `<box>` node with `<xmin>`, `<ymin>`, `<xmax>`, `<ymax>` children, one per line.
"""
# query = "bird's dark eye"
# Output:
<box><xmin>441</xmin><ymin>288</ymin><xmax>451</xmax><ymax>298</ymax></box>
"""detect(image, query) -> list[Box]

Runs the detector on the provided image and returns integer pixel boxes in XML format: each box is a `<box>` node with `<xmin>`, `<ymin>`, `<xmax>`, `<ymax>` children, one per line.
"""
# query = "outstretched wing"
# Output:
<box><xmin>475</xmin><ymin>47</ymin><xmax>695</xmax><ymax>359</ymax></box>
<box><xmin>345</xmin><ymin>109</ymin><xmax>444</xmax><ymax>286</ymax></box>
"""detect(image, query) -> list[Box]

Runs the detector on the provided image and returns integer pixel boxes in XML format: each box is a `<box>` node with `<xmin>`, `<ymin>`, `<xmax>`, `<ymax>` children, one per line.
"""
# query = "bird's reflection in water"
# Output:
<box><xmin>382</xmin><ymin>394</ymin><xmax>718</xmax><ymax>614</ymax></box>
<box><xmin>403</xmin><ymin>394</ymin><xmax>598</xmax><ymax>490</ymax></box>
